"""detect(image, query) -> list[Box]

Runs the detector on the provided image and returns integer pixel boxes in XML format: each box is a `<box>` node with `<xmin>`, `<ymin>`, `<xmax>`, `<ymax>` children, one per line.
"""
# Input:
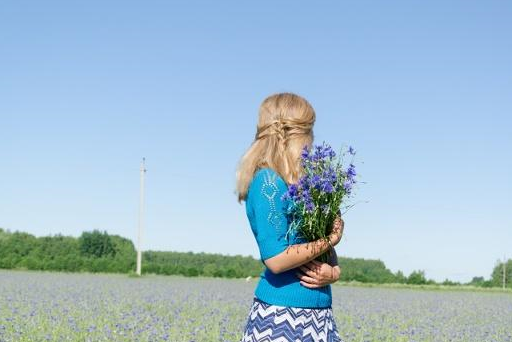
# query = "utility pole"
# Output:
<box><xmin>136</xmin><ymin>158</ymin><xmax>146</xmax><ymax>276</ymax></box>
<box><xmin>503</xmin><ymin>255</ymin><xmax>507</xmax><ymax>290</ymax></box>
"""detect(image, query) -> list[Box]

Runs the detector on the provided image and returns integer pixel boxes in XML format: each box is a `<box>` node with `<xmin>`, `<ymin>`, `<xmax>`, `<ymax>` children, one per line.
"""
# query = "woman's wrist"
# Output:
<box><xmin>331</xmin><ymin>265</ymin><xmax>341</xmax><ymax>282</ymax></box>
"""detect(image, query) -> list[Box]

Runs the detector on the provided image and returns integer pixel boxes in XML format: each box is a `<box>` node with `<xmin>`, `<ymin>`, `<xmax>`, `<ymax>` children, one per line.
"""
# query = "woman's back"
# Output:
<box><xmin>246</xmin><ymin>167</ymin><xmax>332</xmax><ymax>308</ymax></box>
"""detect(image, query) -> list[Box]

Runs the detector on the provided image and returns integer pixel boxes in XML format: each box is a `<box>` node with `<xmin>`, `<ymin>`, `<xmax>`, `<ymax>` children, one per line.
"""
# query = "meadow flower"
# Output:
<box><xmin>347</xmin><ymin>163</ymin><xmax>357</xmax><ymax>178</ymax></box>
<box><xmin>343</xmin><ymin>179</ymin><xmax>353</xmax><ymax>193</ymax></box>
<box><xmin>348</xmin><ymin>146</ymin><xmax>356</xmax><ymax>155</ymax></box>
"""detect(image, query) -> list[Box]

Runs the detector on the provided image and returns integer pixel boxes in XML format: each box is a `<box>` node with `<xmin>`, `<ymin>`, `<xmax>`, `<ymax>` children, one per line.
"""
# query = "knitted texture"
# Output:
<box><xmin>245</xmin><ymin>168</ymin><xmax>332</xmax><ymax>308</ymax></box>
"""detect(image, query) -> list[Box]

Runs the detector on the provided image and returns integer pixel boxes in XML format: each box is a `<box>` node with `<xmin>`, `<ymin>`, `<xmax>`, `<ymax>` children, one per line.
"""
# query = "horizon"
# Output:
<box><xmin>0</xmin><ymin>225</ymin><xmax>506</xmax><ymax>283</ymax></box>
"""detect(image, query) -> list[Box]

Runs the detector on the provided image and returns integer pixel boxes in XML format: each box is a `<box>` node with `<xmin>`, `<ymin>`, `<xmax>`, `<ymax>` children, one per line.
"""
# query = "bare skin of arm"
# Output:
<box><xmin>264</xmin><ymin>215</ymin><xmax>344</xmax><ymax>275</ymax></box>
<box><xmin>296</xmin><ymin>227</ymin><xmax>342</xmax><ymax>288</ymax></box>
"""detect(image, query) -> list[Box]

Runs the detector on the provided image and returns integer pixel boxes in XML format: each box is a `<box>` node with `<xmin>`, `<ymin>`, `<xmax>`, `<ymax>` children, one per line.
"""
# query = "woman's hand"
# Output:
<box><xmin>329</xmin><ymin>213</ymin><xmax>344</xmax><ymax>247</ymax></box>
<box><xmin>296</xmin><ymin>259</ymin><xmax>341</xmax><ymax>288</ymax></box>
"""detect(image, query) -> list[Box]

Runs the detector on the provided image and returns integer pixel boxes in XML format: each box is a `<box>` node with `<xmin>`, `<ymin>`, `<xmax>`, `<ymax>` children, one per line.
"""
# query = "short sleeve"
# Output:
<box><xmin>247</xmin><ymin>168</ymin><xmax>290</xmax><ymax>261</ymax></box>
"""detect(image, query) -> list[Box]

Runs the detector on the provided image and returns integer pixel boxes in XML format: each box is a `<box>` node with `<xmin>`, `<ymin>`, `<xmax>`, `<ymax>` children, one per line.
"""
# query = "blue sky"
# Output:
<box><xmin>1</xmin><ymin>1</ymin><xmax>511</xmax><ymax>283</ymax></box>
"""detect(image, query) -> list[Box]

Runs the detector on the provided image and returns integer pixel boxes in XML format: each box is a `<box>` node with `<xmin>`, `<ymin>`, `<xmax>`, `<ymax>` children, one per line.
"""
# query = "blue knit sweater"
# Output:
<box><xmin>245</xmin><ymin>167</ymin><xmax>332</xmax><ymax>308</ymax></box>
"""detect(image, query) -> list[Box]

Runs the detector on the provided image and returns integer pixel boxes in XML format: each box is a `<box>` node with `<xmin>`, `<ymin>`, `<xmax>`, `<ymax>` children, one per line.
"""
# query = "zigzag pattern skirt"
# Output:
<box><xmin>240</xmin><ymin>297</ymin><xmax>343</xmax><ymax>342</ymax></box>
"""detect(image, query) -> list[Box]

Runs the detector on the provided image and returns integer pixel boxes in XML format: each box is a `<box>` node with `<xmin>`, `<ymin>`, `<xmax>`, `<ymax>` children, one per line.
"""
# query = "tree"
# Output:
<box><xmin>469</xmin><ymin>276</ymin><xmax>485</xmax><ymax>286</ymax></box>
<box><xmin>442</xmin><ymin>278</ymin><xmax>460</xmax><ymax>286</ymax></box>
<box><xmin>490</xmin><ymin>259</ymin><xmax>512</xmax><ymax>288</ymax></box>
<box><xmin>394</xmin><ymin>270</ymin><xmax>407</xmax><ymax>284</ymax></box>
<box><xmin>407</xmin><ymin>270</ymin><xmax>427</xmax><ymax>285</ymax></box>
<box><xmin>337</xmin><ymin>257</ymin><xmax>396</xmax><ymax>283</ymax></box>
<box><xmin>78</xmin><ymin>230</ymin><xmax>116</xmax><ymax>258</ymax></box>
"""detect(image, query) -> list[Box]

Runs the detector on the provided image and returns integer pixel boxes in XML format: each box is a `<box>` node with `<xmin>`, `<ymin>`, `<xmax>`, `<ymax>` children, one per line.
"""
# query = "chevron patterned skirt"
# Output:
<box><xmin>240</xmin><ymin>297</ymin><xmax>343</xmax><ymax>342</ymax></box>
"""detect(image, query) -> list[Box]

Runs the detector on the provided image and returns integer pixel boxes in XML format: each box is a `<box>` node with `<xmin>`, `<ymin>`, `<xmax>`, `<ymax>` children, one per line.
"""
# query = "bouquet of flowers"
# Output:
<box><xmin>281</xmin><ymin>141</ymin><xmax>358</xmax><ymax>263</ymax></box>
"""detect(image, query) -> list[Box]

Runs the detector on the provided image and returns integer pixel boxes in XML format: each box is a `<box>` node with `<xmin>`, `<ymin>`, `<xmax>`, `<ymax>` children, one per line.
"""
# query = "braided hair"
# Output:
<box><xmin>235</xmin><ymin>92</ymin><xmax>315</xmax><ymax>203</ymax></box>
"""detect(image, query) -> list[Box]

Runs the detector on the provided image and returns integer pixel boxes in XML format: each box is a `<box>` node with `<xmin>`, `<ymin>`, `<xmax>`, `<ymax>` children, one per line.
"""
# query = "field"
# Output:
<box><xmin>0</xmin><ymin>270</ymin><xmax>511</xmax><ymax>342</ymax></box>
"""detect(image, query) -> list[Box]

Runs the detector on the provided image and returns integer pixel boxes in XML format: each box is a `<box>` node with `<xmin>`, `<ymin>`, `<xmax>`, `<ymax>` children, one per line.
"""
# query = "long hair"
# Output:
<box><xmin>235</xmin><ymin>92</ymin><xmax>315</xmax><ymax>203</ymax></box>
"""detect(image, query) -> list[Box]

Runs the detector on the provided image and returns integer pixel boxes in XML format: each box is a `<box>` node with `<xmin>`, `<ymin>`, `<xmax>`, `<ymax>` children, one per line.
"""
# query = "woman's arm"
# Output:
<box><xmin>329</xmin><ymin>247</ymin><xmax>341</xmax><ymax>281</ymax></box>
<box><xmin>264</xmin><ymin>215</ymin><xmax>343</xmax><ymax>275</ymax></box>
<box><xmin>328</xmin><ymin>213</ymin><xmax>343</xmax><ymax>281</ymax></box>
<box><xmin>264</xmin><ymin>238</ymin><xmax>332</xmax><ymax>274</ymax></box>
<box><xmin>295</xmin><ymin>247</ymin><xmax>341</xmax><ymax>287</ymax></box>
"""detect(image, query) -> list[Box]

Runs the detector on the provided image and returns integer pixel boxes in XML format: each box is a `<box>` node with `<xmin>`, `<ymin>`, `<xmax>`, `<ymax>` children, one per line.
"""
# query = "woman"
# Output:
<box><xmin>235</xmin><ymin>92</ymin><xmax>345</xmax><ymax>342</ymax></box>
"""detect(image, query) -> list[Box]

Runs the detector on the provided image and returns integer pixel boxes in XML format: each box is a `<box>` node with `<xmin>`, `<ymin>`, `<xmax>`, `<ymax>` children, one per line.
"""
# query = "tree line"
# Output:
<box><xmin>0</xmin><ymin>227</ymin><xmax>510</xmax><ymax>287</ymax></box>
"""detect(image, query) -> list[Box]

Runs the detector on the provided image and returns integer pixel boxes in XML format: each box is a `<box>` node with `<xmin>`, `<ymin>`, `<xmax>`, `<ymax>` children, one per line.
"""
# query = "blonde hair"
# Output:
<box><xmin>235</xmin><ymin>92</ymin><xmax>315</xmax><ymax>203</ymax></box>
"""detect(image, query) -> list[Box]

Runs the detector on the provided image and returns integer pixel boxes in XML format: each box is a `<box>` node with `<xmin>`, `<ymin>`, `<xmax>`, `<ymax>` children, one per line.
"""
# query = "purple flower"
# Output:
<box><xmin>311</xmin><ymin>175</ymin><xmax>322</xmax><ymax>190</ymax></box>
<box><xmin>348</xmin><ymin>146</ymin><xmax>356</xmax><ymax>155</ymax></box>
<box><xmin>282</xmin><ymin>184</ymin><xmax>299</xmax><ymax>202</ymax></box>
<box><xmin>347</xmin><ymin>163</ymin><xmax>357</xmax><ymax>178</ymax></box>
<box><xmin>310</xmin><ymin>142</ymin><xmax>336</xmax><ymax>163</ymax></box>
<box><xmin>322</xmin><ymin>181</ymin><xmax>334</xmax><ymax>193</ymax></box>
<box><xmin>323</xmin><ymin>166</ymin><xmax>337</xmax><ymax>183</ymax></box>
<box><xmin>305</xmin><ymin>200</ymin><xmax>315</xmax><ymax>213</ymax></box>
<box><xmin>300</xmin><ymin>145</ymin><xmax>311</xmax><ymax>167</ymax></box>
<box><xmin>299</xmin><ymin>175</ymin><xmax>310</xmax><ymax>190</ymax></box>
<box><xmin>343</xmin><ymin>179</ymin><xmax>353</xmax><ymax>193</ymax></box>
<box><xmin>301</xmin><ymin>145</ymin><xmax>310</xmax><ymax>159</ymax></box>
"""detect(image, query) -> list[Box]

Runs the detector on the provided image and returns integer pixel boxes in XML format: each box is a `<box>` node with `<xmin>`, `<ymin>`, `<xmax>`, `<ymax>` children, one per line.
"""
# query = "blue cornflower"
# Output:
<box><xmin>322</xmin><ymin>181</ymin><xmax>334</xmax><ymax>193</ymax></box>
<box><xmin>282</xmin><ymin>183</ymin><xmax>300</xmax><ymax>202</ymax></box>
<box><xmin>323</xmin><ymin>144</ymin><xmax>336</xmax><ymax>159</ymax></box>
<box><xmin>312</xmin><ymin>142</ymin><xmax>335</xmax><ymax>162</ymax></box>
<box><xmin>301</xmin><ymin>145</ymin><xmax>311</xmax><ymax>160</ymax></box>
<box><xmin>305</xmin><ymin>200</ymin><xmax>315</xmax><ymax>213</ymax></box>
<box><xmin>343</xmin><ymin>179</ymin><xmax>353</xmax><ymax>193</ymax></box>
<box><xmin>347</xmin><ymin>163</ymin><xmax>357</xmax><ymax>178</ymax></box>
<box><xmin>299</xmin><ymin>175</ymin><xmax>310</xmax><ymax>190</ymax></box>
<box><xmin>311</xmin><ymin>175</ymin><xmax>322</xmax><ymax>190</ymax></box>
<box><xmin>302</xmin><ymin>190</ymin><xmax>315</xmax><ymax>211</ymax></box>
<box><xmin>322</xmin><ymin>166</ymin><xmax>337</xmax><ymax>183</ymax></box>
